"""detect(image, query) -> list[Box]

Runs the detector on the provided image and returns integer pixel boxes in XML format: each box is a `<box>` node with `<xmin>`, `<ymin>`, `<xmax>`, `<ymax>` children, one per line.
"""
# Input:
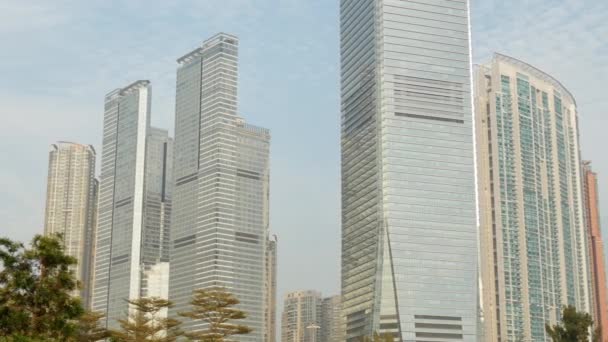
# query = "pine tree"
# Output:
<box><xmin>73</xmin><ymin>311</ymin><xmax>110</xmax><ymax>342</ymax></box>
<box><xmin>179</xmin><ymin>287</ymin><xmax>252</xmax><ymax>341</ymax></box>
<box><xmin>0</xmin><ymin>234</ymin><xmax>84</xmax><ymax>340</ymax></box>
<box><xmin>110</xmin><ymin>297</ymin><xmax>182</xmax><ymax>342</ymax></box>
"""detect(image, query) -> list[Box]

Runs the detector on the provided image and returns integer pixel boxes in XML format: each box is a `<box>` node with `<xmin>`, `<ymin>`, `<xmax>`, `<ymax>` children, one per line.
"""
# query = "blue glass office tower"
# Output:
<box><xmin>91</xmin><ymin>81</ymin><xmax>173</xmax><ymax>328</ymax></box>
<box><xmin>169</xmin><ymin>34</ymin><xmax>271</xmax><ymax>341</ymax></box>
<box><xmin>340</xmin><ymin>1</ymin><xmax>478</xmax><ymax>341</ymax></box>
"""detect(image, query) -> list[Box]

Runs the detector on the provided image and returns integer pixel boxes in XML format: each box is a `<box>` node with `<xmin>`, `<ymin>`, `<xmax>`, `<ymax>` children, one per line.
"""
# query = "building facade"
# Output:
<box><xmin>168</xmin><ymin>33</ymin><xmax>271</xmax><ymax>341</ymax></box>
<box><xmin>320</xmin><ymin>295</ymin><xmax>342</xmax><ymax>342</ymax></box>
<box><xmin>145</xmin><ymin>262</ymin><xmax>171</xmax><ymax>319</ymax></box>
<box><xmin>91</xmin><ymin>81</ymin><xmax>173</xmax><ymax>328</ymax></box>
<box><xmin>582</xmin><ymin>161</ymin><xmax>608</xmax><ymax>341</ymax></box>
<box><xmin>44</xmin><ymin>142</ymin><xmax>97</xmax><ymax>307</ymax></box>
<box><xmin>340</xmin><ymin>1</ymin><xmax>478</xmax><ymax>341</ymax></box>
<box><xmin>475</xmin><ymin>54</ymin><xmax>591</xmax><ymax>341</ymax></box>
<box><xmin>266</xmin><ymin>235</ymin><xmax>278</xmax><ymax>342</ymax></box>
<box><xmin>281</xmin><ymin>291</ymin><xmax>322</xmax><ymax>342</ymax></box>
<box><xmin>141</xmin><ymin>127</ymin><xmax>173</xmax><ymax>297</ymax></box>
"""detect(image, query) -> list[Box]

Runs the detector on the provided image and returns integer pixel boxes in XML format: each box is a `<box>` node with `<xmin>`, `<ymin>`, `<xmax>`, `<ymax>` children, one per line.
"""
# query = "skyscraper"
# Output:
<box><xmin>320</xmin><ymin>295</ymin><xmax>342</xmax><ymax>342</ymax></box>
<box><xmin>141</xmin><ymin>127</ymin><xmax>173</xmax><ymax>299</ymax></box>
<box><xmin>169</xmin><ymin>33</ymin><xmax>271</xmax><ymax>341</ymax></box>
<box><xmin>582</xmin><ymin>161</ymin><xmax>608</xmax><ymax>342</ymax></box>
<box><xmin>44</xmin><ymin>142</ymin><xmax>97</xmax><ymax>307</ymax></box>
<box><xmin>281</xmin><ymin>292</ymin><xmax>342</xmax><ymax>342</ymax></box>
<box><xmin>475</xmin><ymin>54</ymin><xmax>591</xmax><ymax>341</ymax></box>
<box><xmin>88</xmin><ymin>177</ymin><xmax>99</xmax><ymax>307</ymax></box>
<box><xmin>281</xmin><ymin>291</ymin><xmax>322</xmax><ymax>342</ymax></box>
<box><xmin>340</xmin><ymin>1</ymin><xmax>478</xmax><ymax>341</ymax></box>
<box><xmin>266</xmin><ymin>235</ymin><xmax>278</xmax><ymax>342</ymax></box>
<box><xmin>91</xmin><ymin>81</ymin><xmax>173</xmax><ymax>327</ymax></box>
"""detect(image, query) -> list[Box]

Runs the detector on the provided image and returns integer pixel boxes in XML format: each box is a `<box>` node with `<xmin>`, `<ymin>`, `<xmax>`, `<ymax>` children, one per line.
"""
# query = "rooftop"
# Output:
<box><xmin>177</xmin><ymin>32</ymin><xmax>238</xmax><ymax>65</ymax></box>
<box><xmin>119</xmin><ymin>80</ymin><xmax>150</xmax><ymax>95</ymax></box>
<box><xmin>494</xmin><ymin>53</ymin><xmax>576</xmax><ymax>105</ymax></box>
<box><xmin>51</xmin><ymin>142</ymin><xmax>96</xmax><ymax>154</ymax></box>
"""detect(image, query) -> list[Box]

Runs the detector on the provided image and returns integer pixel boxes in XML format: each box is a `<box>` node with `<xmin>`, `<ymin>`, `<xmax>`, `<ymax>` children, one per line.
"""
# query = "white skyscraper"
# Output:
<box><xmin>281</xmin><ymin>291</ymin><xmax>322</xmax><ymax>342</ymax></box>
<box><xmin>169</xmin><ymin>33</ymin><xmax>271</xmax><ymax>341</ymax></box>
<box><xmin>475</xmin><ymin>54</ymin><xmax>591</xmax><ymax>341</ymax></box>
<box><xmin>340</xmin><ymin>1</ymin><xmax>478</xmax><ymax>341</ymax></box>
<box><xmin>320</xmin><ymin>295</ymin><xmax>342</xmax><ymax>342</ymax></box>
<box><xmin>44</xmin><ymin>142</ymin><xmax>97</xmax><ymax>307</ymax></box>
<box><xmin>91</xmin><ymin>81</ymin><xmax>173</xmax><ymax>328</ymax></box>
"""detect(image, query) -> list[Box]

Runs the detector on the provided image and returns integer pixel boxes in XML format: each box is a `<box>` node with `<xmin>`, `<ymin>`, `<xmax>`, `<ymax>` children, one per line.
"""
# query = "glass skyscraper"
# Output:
<box><xmin>141</xmin><ymin>127</ymin><xmax>173</xmax><ymax>299</ymax></box>
<box><xmin>169</xmin><ymin>33</ymin><xmax>271</xmax><ymax>341</ymax></box>
<box><xmin>475</xmin><ymin>54</ymin><xmax>591</xmax><ymax>341</ymax></box>
<box><xmin>91</xmin><ymin>81</ymin><xmax>173</xmax><ymax>328</ymax></box>
<box><xmin>44</xmin><ymin>142</ymin><xmax>97</xmax><ymax>308</ymax></box>
<box><xmin>340</xmin><ymin>1</ymin><xmax>478</xmax><ymax>341</ymax></box>
<box><xmin>266</xmin><ymin>235</ymin><xmax>278</xmax><ymax>342</ymax></box>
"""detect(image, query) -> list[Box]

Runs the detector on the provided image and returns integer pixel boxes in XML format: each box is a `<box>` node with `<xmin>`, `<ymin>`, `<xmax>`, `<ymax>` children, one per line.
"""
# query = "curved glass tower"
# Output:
<box><xmin>475</xmin><ymin>54</ymin><xmax>591</xmax><ymax>342</ymax></box>
<box><xmin>340</xmin><ymin>1</ymin><xmax>478</xmax><ymax>341</ymax></box>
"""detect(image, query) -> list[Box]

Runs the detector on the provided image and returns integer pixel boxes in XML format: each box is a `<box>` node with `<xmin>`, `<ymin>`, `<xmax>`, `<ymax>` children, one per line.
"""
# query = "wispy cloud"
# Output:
<box><xmin>472</xmin><ymin>0</ymin><xmax>608</xmax><ymax>237</ymax></box>
<box><xmin>0</xmin><ymin>0</ymin><xmax>69</xmax><ymax>33</ymax></box>
<box><xmin>473</xmin><ymin>0</ymin><xmax>608</xmax><ymax>85</ymax></box>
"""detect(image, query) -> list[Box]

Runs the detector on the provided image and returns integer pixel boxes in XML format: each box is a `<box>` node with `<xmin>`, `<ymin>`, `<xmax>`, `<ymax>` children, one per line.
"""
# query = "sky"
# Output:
<box><xmin>1</xmin><ymin>0</ymin><xmax>607</xmax><ymax>317</ymax></box>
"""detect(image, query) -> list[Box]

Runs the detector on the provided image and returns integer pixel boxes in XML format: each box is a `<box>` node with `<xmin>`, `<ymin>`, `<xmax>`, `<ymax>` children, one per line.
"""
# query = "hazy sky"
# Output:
<box><xmin>1</xmin><ymin>0</ymin><xmax>607</xmax><ymax>312</ymax></box>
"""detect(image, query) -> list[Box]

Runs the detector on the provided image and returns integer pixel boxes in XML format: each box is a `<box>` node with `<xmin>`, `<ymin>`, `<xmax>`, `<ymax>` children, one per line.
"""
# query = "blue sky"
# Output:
<box><xmin>1</xmin><ymin>0</ymin><xmax>607</xmax><ymax>311</ymax></box>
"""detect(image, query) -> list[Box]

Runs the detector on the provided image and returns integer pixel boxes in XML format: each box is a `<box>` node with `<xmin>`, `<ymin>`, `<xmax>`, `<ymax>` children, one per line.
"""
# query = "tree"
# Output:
<box><xmin>592</xmin><ymin>326</ymin><xmax>602</xmax><ymax>342</ymax></box>
<box><xmin>110</xmin><ymin>297</ymin><xmax>182</xmax><ymax>342</ymax></box>
<box><xmin>362</xmin><ymin>333</ymin><xmax>395</xmax><ymax>342</ymax></box>
<box><xmin>0</xmin><ymin>336</ymin><xmax>48</xmax><ymax>342</ymax></box>
<box><xmin>179</xmin><ymin>287</ymin><xmax>252</xmax><ymax>341</ymax></box>
<box><xmin>73</xmin><ymin>311</ymin><xmax>110</xmax><ymax>342</ymax></box>
<box><xmin>546</xmin><ymin>305</ymin><xmax>595</xmax><ymax>342</ymax></box>
<box><xmin>0</xmin><ymin>234</ymin><xmax>84</xmax><ymax>340</ymax></box>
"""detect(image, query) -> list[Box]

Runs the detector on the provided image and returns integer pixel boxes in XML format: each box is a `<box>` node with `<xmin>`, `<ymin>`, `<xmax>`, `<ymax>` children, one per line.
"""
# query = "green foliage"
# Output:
<box><xmin>0</xmin><ymin>336</ymin><xmax>49</xmax><ymax>342</ymax></box>
<box><xmin>73</xmin><ymin>311</ymin><xmax>110</xmax><ymax>342</ymax></box>
<box><xmin>361</xmin><ymin>332</ymin><xmax>395</xmax><ymax>342</ymax></box>
<box><xmin>110</xmin><ymin>297</ymin><xmax>182</xmax><ymax>342</ymax></box>
<box><xmin>592</xmin><ymin>326</ymin><xmax>602</xmax><ymax>342</ymax></box>
<box><xmin>0</xmin><ymin>234</ymin><xmax>84</xmax><ymax>340</ymax></box>
<box><xmin>179</xmin><ymin>287</ymin><xmax>252</xmax><ymax>341</ymax></box>
<box><xmin>546</xmin><ymin>305</ymin><xmax>595</xmax><ymax>342</ymax></box>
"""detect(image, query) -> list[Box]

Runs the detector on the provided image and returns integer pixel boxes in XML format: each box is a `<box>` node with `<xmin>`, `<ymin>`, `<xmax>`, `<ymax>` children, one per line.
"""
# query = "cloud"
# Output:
<box><xmin>471</xmin><ymin>0</ymin><xmax>608</xmax><ymax>123</ymax></box>
<box><xmin>473</xmin><ymin>0</ymin><xmax>608</xmax><ymax>70</ymax></box>
<box><xmin>0</xmin><ymin>0</ymin><xmax>69</xmax><ymax>33</ymax></box>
